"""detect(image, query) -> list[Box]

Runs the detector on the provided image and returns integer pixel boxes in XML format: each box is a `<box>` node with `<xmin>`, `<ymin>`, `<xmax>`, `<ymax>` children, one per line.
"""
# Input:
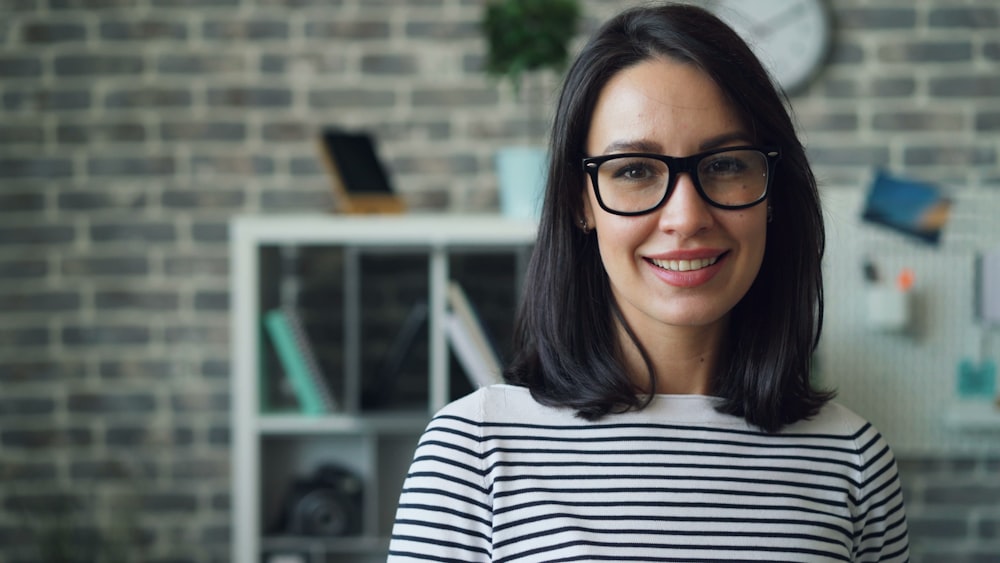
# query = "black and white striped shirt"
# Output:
<box><xmin>389</xmin><ymin>385</ymin><xmax>909</xmax><ymax>562</ymax></box>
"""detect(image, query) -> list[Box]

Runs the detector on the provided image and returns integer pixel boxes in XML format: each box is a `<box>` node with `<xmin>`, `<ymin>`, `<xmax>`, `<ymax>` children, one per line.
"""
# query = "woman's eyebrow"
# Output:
<box><xmin>599</xmin><ymin>132</ymin><xmax>752</xmax><ymax>156</ymax></box>
<box><xmin>699</xmin><ymin>132</ymin><xmax>753</xmax><ymax>150</ymax></box>
<box><xmin>600</xmin><ymin>139</ymin><xmax>663</xmax><ymax>154</ymax></box>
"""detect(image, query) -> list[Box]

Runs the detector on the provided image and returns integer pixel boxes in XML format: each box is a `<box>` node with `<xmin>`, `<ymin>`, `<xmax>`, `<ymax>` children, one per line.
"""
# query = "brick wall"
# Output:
<box><xmin>0</xmin><ymin>0</ymin><xmax>998</xmax><ymax>561</ymax></box>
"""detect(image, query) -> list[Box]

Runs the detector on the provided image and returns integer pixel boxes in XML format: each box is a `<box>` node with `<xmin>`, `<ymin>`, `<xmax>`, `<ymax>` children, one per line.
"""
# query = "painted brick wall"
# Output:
<box><xmin>0</xmin><ymin>0</ymin><xmax>998</xmax><ymax>561</ymax></box>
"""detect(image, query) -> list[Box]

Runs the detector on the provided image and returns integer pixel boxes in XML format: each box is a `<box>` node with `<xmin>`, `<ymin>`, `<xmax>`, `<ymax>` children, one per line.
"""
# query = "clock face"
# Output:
<box><xmin>709</xmin><ymin>0</ymin><xmax>831</xmax><ymax>93</ymax></box>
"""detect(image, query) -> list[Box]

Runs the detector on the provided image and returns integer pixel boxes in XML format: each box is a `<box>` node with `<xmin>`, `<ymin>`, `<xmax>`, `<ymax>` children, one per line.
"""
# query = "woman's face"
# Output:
<box><xmin>582</xmin><ymin>57</ymin><xmax>768</xmax><ymax>336</ymax></box>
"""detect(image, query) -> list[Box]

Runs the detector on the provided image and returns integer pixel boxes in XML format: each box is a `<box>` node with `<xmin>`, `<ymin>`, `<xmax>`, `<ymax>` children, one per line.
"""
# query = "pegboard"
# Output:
<box><xmin>818</xmin><ymin>185</ymin><xmax>1000</xmax><ymax>455</ymax></box>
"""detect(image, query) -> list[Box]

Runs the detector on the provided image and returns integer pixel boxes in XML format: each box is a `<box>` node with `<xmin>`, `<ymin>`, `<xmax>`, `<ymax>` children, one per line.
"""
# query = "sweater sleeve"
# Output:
<box><xmin>851</xmin><ymin>423</ymin><xmax>910</xmax><ymax>562</ymax></box>
<box><xmin>388</xmin><ymin>392</ymin><xmax>492</xmax><ymax>562</ymax></box>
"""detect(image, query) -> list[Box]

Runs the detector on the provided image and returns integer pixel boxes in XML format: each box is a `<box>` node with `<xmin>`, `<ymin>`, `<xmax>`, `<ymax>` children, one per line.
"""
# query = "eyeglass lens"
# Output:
<box><xmin>593</xmin><ymin>149</ymin><xmax>768</xmax><ymax>213</ymax></box>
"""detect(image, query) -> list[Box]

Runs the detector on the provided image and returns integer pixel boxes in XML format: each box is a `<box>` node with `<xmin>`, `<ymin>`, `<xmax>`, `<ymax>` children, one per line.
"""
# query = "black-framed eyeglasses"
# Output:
<box><xmin>582</xmin><ymin>146</ymin><xmax>780</xmax><ymax>216</ymax></box>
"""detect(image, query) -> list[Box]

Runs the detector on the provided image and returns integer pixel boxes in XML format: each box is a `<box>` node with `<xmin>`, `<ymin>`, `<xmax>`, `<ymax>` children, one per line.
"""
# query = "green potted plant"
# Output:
<box><xmin>482</xmin><ymin>0</ymin><xmax>581</xmax><ymax>97</ymax></box>
<box><xmin>481</xmin><ymin>0</ymin><xmax>581</xmax><ymax>219</ymax></box>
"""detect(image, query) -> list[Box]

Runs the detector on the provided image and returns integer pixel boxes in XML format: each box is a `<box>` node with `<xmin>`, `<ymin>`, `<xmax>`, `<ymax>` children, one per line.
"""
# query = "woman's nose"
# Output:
<box><xmin>657</xmin><ymin>172</ymin><xmax>715</xmax><ymax>236</ymax></box>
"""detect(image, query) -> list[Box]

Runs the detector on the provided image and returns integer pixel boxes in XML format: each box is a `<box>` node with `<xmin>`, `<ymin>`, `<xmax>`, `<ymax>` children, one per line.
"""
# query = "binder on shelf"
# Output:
<box><xmin>262</xmin><ymin>307</ymin><xmax>337</xmax><ymax>415</ymax></box>
<box><xmin>445</xmin><ymin>281</ymin><xmax>502</xmax><ymax>388</ymax></box>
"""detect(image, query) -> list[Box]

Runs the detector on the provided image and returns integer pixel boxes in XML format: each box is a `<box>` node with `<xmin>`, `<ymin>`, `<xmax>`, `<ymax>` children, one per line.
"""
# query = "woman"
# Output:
<box><xmin>389</xmin><ymin>3</ymin><xmax>909</xmax><ymax>561</ymax></box>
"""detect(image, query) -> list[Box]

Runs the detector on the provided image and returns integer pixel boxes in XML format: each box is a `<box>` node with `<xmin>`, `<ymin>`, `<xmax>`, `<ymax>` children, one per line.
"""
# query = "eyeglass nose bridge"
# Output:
<box><xmin>658</xmin><ymin>153</ymin><xmax>706</xmax><ymax>205</ymax></box>
<box><xmin>665</xmin><ymin>153</ymin><xmax>700</xmax><ymax>175</ymax></box>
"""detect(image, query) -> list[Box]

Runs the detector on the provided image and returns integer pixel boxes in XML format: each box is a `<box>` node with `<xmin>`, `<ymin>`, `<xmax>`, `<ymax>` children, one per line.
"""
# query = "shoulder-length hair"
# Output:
<box><xmin>503</xmin><ymin>2</ymin><xmax>832</xmax><ymax>433</ymax></box>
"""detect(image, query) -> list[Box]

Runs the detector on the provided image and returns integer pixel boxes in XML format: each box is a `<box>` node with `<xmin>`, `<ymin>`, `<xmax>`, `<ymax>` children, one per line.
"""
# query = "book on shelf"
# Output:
<box><xmin>365</xmin><ymin>301</ymin><xmax>429</xmax><ymax>408</ymax></box>
<box><xmin>446</xmin><ymin>281</ymin><xmax>502</xmax><ymax>389</ymax></box>
<box><xmin>262</xmin><ymin>307</ymin><xmax>337</xmax><ymax>415</ymax></box>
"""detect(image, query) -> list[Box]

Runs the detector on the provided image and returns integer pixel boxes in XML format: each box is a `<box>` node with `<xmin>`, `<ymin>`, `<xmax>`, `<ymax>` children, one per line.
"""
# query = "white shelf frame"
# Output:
<box><xmin>230</xmin><ymin>214</ymin><xmax>536</xmax><ymax>563</ymax></box>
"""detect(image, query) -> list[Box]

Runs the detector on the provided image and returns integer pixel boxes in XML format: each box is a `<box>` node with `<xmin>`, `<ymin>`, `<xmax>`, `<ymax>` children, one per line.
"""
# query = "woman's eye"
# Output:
<box><xmin>611</xmin><ymin>160</ymin><xmax>657</xmax><ymax>181</ymax></box>
<box><xmin>704</xmin><ymin>157</ymin><xmax>746</xmax><ymax>175</ymax></box>
<box><xmin>623</xmin><ymin>166</ymin><xmax>648</xmax><ymax>179</ymax></box>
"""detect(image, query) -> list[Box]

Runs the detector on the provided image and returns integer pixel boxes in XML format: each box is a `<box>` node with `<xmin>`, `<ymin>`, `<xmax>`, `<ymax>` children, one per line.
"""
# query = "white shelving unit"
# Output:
<box><xmin>230</xmin><ymin>214</ymin><xmax>536</xmax><ymax>563</ymax></box>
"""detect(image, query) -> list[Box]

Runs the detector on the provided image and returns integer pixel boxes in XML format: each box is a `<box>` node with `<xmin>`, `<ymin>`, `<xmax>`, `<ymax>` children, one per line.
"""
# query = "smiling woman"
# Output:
<box><xmin>387</xmin><ymin>3</ymin><xmax>910</xmax><ymax>562</ymax></box>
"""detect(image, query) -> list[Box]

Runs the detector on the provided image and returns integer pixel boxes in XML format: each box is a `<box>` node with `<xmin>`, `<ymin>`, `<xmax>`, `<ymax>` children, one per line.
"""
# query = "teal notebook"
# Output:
<box><xmin>262</xmin><ymin>308</ymin><xmax>336</xmax><ymax>415</ymax></box>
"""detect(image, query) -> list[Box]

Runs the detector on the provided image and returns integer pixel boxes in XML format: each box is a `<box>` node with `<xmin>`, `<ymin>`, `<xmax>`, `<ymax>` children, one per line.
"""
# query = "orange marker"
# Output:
<box><xmin>897</xmin><ymin>268</ymin><xmax>915</xmax><ymax>292</ymax></box>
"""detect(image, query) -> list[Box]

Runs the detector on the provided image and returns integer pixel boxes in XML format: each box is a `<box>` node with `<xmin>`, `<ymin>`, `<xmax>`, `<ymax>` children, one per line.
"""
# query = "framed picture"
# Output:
<box><xmin>861</xmin><ymin>170</ymin><xmax>951</xmax><ymax>244</ymax></box>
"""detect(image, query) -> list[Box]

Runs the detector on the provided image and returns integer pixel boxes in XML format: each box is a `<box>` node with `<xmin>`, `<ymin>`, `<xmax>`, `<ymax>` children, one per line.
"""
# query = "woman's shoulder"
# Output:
<box><xmin>432</xmin><ymin>384</ymin><xmax>572</xmax><ymax>425</ymax></box>
<box><xmin>790</xmin><ymin>400</ymin><xmax>877</xmax><ymax>434</ymax></box>
<box><xmin>784</xmin><ymin>401</ymin><xmax>897</xmax><ymax>458</ymax></box>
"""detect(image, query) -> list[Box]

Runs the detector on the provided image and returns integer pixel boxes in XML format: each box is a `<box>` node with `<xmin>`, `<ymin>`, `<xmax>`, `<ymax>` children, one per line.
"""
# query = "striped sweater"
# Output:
<box><xmin>388</xmin><ymin>384</ymin><xmax>909</xmax><ymax>562</ymax></box>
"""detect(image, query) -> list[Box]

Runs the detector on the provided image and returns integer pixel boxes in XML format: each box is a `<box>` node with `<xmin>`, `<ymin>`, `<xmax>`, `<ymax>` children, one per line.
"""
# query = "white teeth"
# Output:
<box><xmin>651</xmin><ymin>256</ymin><xmax>719</xmax><ymax>272</ymax></box>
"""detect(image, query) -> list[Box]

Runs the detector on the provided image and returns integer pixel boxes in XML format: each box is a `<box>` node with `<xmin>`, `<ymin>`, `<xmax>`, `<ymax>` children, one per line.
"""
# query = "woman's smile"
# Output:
<box><xmin>648</xmin><ymin>255</ymin><xmax>720</xmax><ymax>272</ymax></box>
<box><xmin>644</xmin><ymin>247</ymin><xmax>729</xmax><ymax>288</ymax></box>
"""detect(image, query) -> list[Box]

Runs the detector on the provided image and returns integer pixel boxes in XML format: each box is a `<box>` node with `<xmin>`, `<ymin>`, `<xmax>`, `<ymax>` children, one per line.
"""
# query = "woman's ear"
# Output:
<box><xmin>579</xmin><ymin>186</ymin><xmax>595</xmax><ymax>233</ymax></box>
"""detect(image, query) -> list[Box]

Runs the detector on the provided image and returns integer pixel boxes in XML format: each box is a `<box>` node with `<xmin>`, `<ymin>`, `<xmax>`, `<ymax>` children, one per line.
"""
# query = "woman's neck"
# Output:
<box><xmin>618</xmin><ymin>318</ymin><xmax>727</xmax><ymax>396</ymax></box>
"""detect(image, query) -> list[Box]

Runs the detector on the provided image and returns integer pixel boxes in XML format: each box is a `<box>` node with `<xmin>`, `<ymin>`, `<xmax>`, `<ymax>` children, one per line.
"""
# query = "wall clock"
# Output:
<box><xmin>708</xmin><ymin>0</ymin><xmax>832</xmax><ymax>94</ymax></box>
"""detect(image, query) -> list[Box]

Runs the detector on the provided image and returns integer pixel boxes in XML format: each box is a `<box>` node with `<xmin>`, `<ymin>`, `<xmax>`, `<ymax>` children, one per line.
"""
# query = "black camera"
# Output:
<box><xmin>273</xmin><ymin>464</ymin><xmax>364</xmax><ymax>537</ymax></box>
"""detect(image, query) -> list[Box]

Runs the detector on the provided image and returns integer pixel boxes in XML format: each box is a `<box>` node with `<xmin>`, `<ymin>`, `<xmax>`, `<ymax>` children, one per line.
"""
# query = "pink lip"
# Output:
<box><xmin>645</xmin><ymin>248</ymin><xmax>728</xmax><ymax>288</ymax></box>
